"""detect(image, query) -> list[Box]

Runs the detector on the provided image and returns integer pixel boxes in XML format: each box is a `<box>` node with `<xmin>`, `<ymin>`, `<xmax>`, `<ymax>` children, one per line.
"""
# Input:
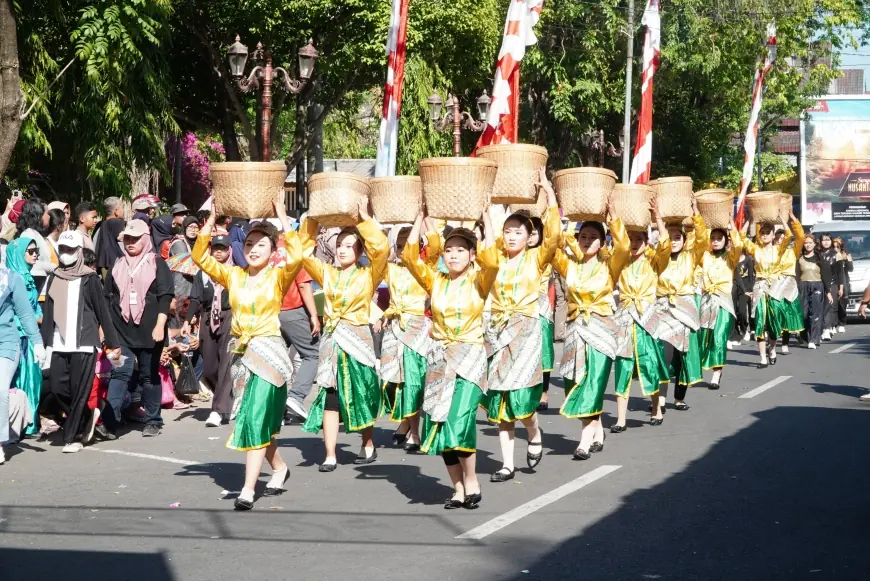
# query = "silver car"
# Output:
<box><xmin>810</xmin><ymin>220</ymin><xmax>870</xmax><ymax>317</ymax></box>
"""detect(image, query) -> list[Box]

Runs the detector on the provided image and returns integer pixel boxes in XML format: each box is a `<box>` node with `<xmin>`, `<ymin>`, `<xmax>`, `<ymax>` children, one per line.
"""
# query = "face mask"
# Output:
<box><xmin>59</xmin><ymin>252</ymin><xmax>77</xmax><ymax>266</ymax></box>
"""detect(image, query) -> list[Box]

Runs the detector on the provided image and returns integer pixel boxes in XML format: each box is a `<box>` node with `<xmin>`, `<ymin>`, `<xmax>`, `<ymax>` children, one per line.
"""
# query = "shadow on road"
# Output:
<box><xmin>0</xmin><ymin>548</ymin><xmax>175</xmax><ymax>581</ymax></box>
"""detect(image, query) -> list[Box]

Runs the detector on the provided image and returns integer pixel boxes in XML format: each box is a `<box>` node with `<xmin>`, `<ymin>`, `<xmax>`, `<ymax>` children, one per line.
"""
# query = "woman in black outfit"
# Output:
<box><xmin>818</xmin><ymin>233</ymin><xmax>843</xmax><ymax>341</ymax></box>
<box><xmin>833</xmin><ymin>237</ymin><xmax>852</xmax><ymax>332</ymax></box>
<box><xmin>731</xmin><ymin>248</ymin><xmax>755</xmax><ymax>343</ymax></box>
<box><xmin>796</xmin><ymin>234</ymin><xmax>832</xmax><ymax>349</ymax></box>
<box><xmin>103</xmin><ymin>219</ymin><xmax>173</xmax><ymax>438</ymax></box>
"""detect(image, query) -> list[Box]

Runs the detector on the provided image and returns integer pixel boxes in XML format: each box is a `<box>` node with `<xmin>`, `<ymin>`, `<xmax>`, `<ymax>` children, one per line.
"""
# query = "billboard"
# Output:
<box><xmin>801</xmin><ymin>96</ymin><xmax>870</xmax><ymax>224</ymax></box>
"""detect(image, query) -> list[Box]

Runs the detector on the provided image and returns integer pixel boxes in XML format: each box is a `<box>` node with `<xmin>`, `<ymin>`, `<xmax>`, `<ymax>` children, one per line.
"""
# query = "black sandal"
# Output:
<box><xmin>392</xmin><ymin>429</ymin><xmax>409</xmax><ymax>446</ymax></box>
<box><xmin>573</xmin><ymin>447</ymin><xmax>591</xmax><ymax>461</ymax></box>
<box><xmin>526</xmin><ymin>428</ymin><xmax>544</xmax><ymax>469</ymax></box>
<box><xmin>589</xmin><ymin>432</ymin><xmax>606</xmax><ymax>453</ymax></box>
<box><xmin>490</xmin><ymin>467</ymin><xmax>515</xmax><ymax>482</ymax></box>
<box><xmin>444</xmin><ymin>497</ymin><xmax>464</xmax><ymax>510</ymax></box>
<box><xmin>674</xmin><ymin>401</ymin><xmax>690</xmax><ymax>411</ymax></box>
<box><xmin>234</xmin><ymin>497</ymin><xmax>254</xmax><ymax>511</ymax></box>
<box><xmin>709</xmin><ymin>382</ymin><xmax>720</xmax><ymax>390</ymax></box>
<box><xmin>463</xmin><ymin>492</ymin><xmax>482</xmax><ymax>510</ymax></box>
<box><xmin>262</xmin><ymin>468</ymin><xmax>290</xmax><ymax>497</ymax></box>
<box><xmin>353</xmin><ymin>448</ymin><xmax>378</xmax><ymax>465</ymax></box>
<box><xmin>650</xmin><ymin>416</ymin><xmax>664</xmax><ymax>426</ymax></box>
<box><xmin>610</xmin><ymin>424</ymin><xmax>627</xmax><ymax>433</ymax></box>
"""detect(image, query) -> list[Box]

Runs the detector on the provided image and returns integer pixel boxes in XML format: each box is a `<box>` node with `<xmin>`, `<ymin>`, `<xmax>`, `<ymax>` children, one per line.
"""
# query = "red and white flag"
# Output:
<box><xmin>629</xmin><ymin>0</ymin><xmax>661</xmax><ymax>185</ymax></box>
<box><xmin>375</xmin><ymin>0</ymin><xmax>410</xmax><ymax>177</ymax></box>
<box><xmin>473</xmin><ymin>0</ymin><xmax>544</xmax><ymax>151</ymax></box>
<box><xmin>736</xmin><ymin>23</ymin><xmax>777</xmax><ymax>227</ymax></box>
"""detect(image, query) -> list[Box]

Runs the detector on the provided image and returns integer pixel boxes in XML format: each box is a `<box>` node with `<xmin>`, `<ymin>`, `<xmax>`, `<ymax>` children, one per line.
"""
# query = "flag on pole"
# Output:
<box><xmin>629</xmin><ymin>0</ymin><xmax>661</xmax><ymax>185</ymax></box>
<box><xmin>472</xmin><ymin>0</ymin><xmax>544</xmax><ymax>151</ymax></box>
<box><xmin>374</xmin><ymin>0</ymin><xmax>410</xmax><ymax>177</ymax></box>
<box><xmin>735</xmin><ymin>23</ymin><xmax>777</xmax><ymax>227</ymax></box>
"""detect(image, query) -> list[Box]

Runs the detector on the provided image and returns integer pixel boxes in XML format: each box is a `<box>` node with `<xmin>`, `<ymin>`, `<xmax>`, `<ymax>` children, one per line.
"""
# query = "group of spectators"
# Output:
<box><xmin>0</xmin><ymin>193</ymin><xmax>322</xmax><ymax>464</ymax></box>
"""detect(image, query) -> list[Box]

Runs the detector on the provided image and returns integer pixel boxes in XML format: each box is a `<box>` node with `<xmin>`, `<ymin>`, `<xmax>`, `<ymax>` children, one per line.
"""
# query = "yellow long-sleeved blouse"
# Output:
<box><xmin>402</xmin><ymin>240</ymin><xmax>499</xmax><ymax>345</ymax></box>
<box><xmin>299</xmin><ymin>218</ymin><xmax>389</xmax><ymax>331</ymax></box>
<box><xmin>700</xmin><ymin>230</ymin><xmax>744</xmax><ymax>296</ymax></box>
<box><xmin>555</xmin><ymin>218</ymin><xmax>630</xmax><ymax>321</ymax></box>
<box><xmin>191</xmin><ymin>231</ymin><xmax>302</xmax><ymax>350</ymax></box>
<box><xmin>489</xmin><ymin>207</ymin><xmax>560</xmax><ymax>326</ymax></box>
<box><xmin>383</xmin><ymin>232</ymin><xmax>441</xmax><ymax>327</ymax></box>
<box><xmin>774</xmin><ymin>220</ymin><xmax>805</xmax><ymax>278</ymax></box>
<box><xmin>618</xmin><ymin>233</ymin><xmax>671</xmax><ymax>312</ymax></box>
<box><xmin>657</xmin><ymin>215</ymin><xmax>709</xmax><ymax>299</ymax></box>
<box><xmin>539</xmin><ymin>264</ymin><xmax>553</xmax><ymax>298</ymax></box>
<box><xmin>741</xmin><ymin>225</ymin><xmax>792</xmax><ymax>282</ymax></box>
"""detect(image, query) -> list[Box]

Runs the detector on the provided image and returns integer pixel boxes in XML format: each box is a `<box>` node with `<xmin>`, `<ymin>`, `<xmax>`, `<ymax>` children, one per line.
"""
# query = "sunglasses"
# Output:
<box><xmin>26</xmin><ymin>248</ymin><xmax>39</xmax><ymax>257</ymax></box>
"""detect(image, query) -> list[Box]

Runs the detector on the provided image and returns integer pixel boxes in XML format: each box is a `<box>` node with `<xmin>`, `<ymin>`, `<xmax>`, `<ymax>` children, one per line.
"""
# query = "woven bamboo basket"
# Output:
<box><xmin>210</xmin><ymin>162</ymin><xmax>287</xmax><ymax>219</ymax></box>
<box><xmin>780</xmin><ymin>193</ymin><xmax>793</xmax><ymax>214</ymax></box>
<box><xmin>418</xmin><ymin>157</ymin><xmax>497</xmax><ymax>221</ymax></box>
<box><xmin>553</xmin><ymin>167</ymin><xmax>618</xmax><ymax>221</ymax></box>
<box><xmin>695</xmin><ymin>189</ymin><xmax>734</xmax><ymax>230</ymax></box>
<box><xmin>509</xmin><ymin>189</ymin><xmax>548</xmax><ymax>218</ymax></box>
<box><xmin>611</xmin><ymin>184</ymin><xmax>656</xmax><ymax>231</ymax></box>
<box><xmin>746</xmin><ymin>191</ymin><xmax>782</xmax><ymax>224</ymax></box>
<box><xmin>369</xmin><ymin>176</ymin><xmax>422</xmax><ymax>224</ymax></box>
<box><xmin>307</xmin><ymin>172</ymin><xmax>372</xmax><ymax>227</ymax></box>
<box><xmin>650</xmin><ymin>176</ymin><xmax>694</xmax><ymax>223</ymax></box>
<box><xmin>476</xmin><ymin>144</ymin><xmax>549</xmax><ymax>204</ymax></box>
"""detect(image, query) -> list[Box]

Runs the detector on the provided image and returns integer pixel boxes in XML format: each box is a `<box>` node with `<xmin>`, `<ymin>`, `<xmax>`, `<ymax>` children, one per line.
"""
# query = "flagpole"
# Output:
<box><xmin>622</xmin><ymin>0</ymin><xmax>635</xmax><ymax>182</ymax></box>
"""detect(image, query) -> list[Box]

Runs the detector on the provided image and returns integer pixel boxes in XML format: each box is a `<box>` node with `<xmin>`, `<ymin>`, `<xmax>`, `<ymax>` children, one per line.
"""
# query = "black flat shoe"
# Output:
<box><xmin>757</xmin><ymin>362</ymin><xmax>768</xmax><ymax>369</ymax></box>
<box><xmin>769</xmin><ymin>357</ymin><xmax>777</xmax><ymax>366</ymax></box>
<box><xmin>234</xmin><ymin>497</ymin><xmax>254</xmax><ymax>511</ymax></box>
<box><xmin>318</xmin><ymin>462</ymin><xmax>337</xmax><ymax>473</ymax></box>
<box><xmin>392</xmin><ymin>430</ymin><xmax>409</xmax><ymax>446</ymax></box>
<box><xmin>490</xmin><ymin>468</ymin><xmax>515</xmax><ymax>482</ymax></box>
<box><xmin>262</xmin><ymin>468</ymin><xmax>290</xmax><ymax>497</ymax></box>
<box><xmin>353</xmin><ymin>448</ymin><xmax>378</xmax><ymax>465</ymax></box>
<box><xmin>526</xmin><ymin>428</ymin><xmax>544</xmax><ymax>469</ymax></box>
<box><xmin>444</xmin><ymin>497</ymin><xmax>464</xmax><ymax>510</ymax></box>
<box><xmin>610</xmin><ymin>424</ymin><xmax>627</xmax><ymax>434</ymax></box>
<box><xmin>674</xmin><ymin>401</ymin><xmax>690</xmax><ymax>411</ymax></box>
<box><xmin>536</xmin><ymin>402</ymin><xmax>549</xmax><ymax>411</ymax></box>
<box><xmin>590</xmin><ymin>433</ymin><xmax>605</xmax><ymax>453</ymax></box>
<box><xmin>573</xmin><ymin>447</ymin><xmax>591</xmax><ymax>460</ymax></box>
<box><xmin>463</xmin><ymin>492</ymin><xmax>482</xmax><ymax>510</ymax></box>
<box><xmin>403</xmin><ymin>442</ymin><xmax>421</xmax><ymax>453</ymax></box>
<box><xmin>650</xmin><ymin>417</ymin><xmax>664</xmax><ymax>426</ymax></box>
<box><xmin>709</xmin><ymin>382</ymin><xmax>720</xmax><ymax>390</ymax></box>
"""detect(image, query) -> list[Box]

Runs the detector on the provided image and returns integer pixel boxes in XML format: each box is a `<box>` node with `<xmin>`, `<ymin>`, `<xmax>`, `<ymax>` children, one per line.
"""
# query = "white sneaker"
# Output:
<box><xmin>62</xmin><ymin>442</ymin><xmax>84</xmax><ymax>454</ymax></box>
<box><xmin>807</xmin><ymin>342</ymin><xmax>817</xmax><ymax>349</ymax></box>
<box><xmin>781</xmin><ymin>345</ymin><xmax>789</xmax><ymax>354</ymax></box>
<box><xmin>830</xmin><ymin>327</ymin><xmax>838</xmax><ymax>335</ymax></box>
<box><xmin>860</xmin><ymin>392</ymin><xmax>870</xmax><ymax>401</ymax></box>
<box><xmin>286</xmin><ymin>398</ymin><xmax>309</xmax><ymax>420</ymax></box>
<box><xmin>837</xmin><ymin>326</ymin><xmax>846</xmax><ymax>333</ymax></box>
<box><xmin>822</xmin><ymin>330</ymin><xmax>832</xmax><ymax>341</ymax></box>
<box><xmin>743</xmin><ymin>332</ymin><xmax>751</xmax><ymax>343</ymax></box>
<box><xmin>205</xmin><ymin>411</ymin><xmax>222</xmax><ymax>428</ymax></box>
<box><xmin>727</xmin><ymin>341</ymin><xmax>735</xmax><ymax>350</ymax></box>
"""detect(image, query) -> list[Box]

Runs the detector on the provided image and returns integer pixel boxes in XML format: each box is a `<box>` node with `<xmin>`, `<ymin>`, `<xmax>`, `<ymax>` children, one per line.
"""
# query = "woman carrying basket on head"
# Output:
<box><xmin>654</xmin><ymin>198</ymin><xmax>709</xmax><ymax>412</ymax></box>
<box><xmin>480</xmin><ymin>169</ymin><xmax>559</xmax><ymax>484</ymax></box>
<box><xmin>402</xmin><ymin>206</ymin><xmax>499</xmax><ymax>510</ymax></box>
<box><xmin>771</xmin><ymin>212</ymin><xmax>805</xmax><ymax>354</ymax></box>
<box><xmin>739</xmin><ymin>209</ymin><xmax>794</xmax><ymax>368</ymax></box>
<box><xmin>556</xmin><ymin>200</ymin><xmax>630</xmax><ymax>459</ymax></box>
<box><xmin>191</xmin><ymin>192</ymin><xmax>302</xmax><ymax>511</ymax></box>
<box><xmin>300</xmin><ymin>197</ymin><xmax>390</xmax><ymax>472</ymax></box>
<box><xmin>698</xmin><ymin>221</ymin><xmax>743</xmax><ymax>390</ymax></box>
<box><xmin>377</xmin><ymin>223</ymin><xmax>441</xmax><ymax>452</ymax></box>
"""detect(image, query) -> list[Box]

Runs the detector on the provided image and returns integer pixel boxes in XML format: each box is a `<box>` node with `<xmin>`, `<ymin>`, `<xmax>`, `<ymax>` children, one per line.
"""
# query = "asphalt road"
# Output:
<box><xmin>2</xmin><ymin>324</ymin><xmax>870</xmax><ymax>581</ymax></box>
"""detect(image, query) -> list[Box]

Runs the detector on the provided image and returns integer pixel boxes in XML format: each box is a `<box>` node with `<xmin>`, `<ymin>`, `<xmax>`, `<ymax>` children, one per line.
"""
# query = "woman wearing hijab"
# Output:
<box><xmin>14</xmin><ymin>198</ymin><xmax>55</xmax><ymax>292</ymax></box>
<box><xmin>0</xmin><ymin>252</ymin><xmax>45</xmax><ymax>464</ymax></box>
<box><xmin>6</xmin><ymin>236</ymin><xmax>43</xmax><ymax>436</ymax></box>
<box><xmin>103</xmin><ymin>219</ymin><xmax>174</xmax><ymax>438</ymax></box>
<box><xmin>192</xmin><ymin>193</ymin><xmax>302</xmax><ymax>510</ymax></box>
<box><xmin>185</xmin><ymin>233</ymin><xmax>234</xmax><ymax>428</ymax></box>
<box><xmin>300</xmin><ymin>198</ymin><xmax>389</xmax><ymax>472</ymax></box>
<box><xmin>41</xmin><ymin>231</ymin><xmax>120</xmax><ymax>453</ymax></box>
<box><xmin>166</xmin><ymin>215</ymin><xmax>200</xmax><ymax>299</ymax></box>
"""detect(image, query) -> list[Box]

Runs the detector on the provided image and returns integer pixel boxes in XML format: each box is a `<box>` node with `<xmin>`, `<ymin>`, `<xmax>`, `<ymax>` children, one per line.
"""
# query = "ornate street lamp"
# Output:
<box><xmin>428</xmin><ymin>90</ymin><xmax>490</xmax><ymax>157</ymax></box>
<box><xmin>227</xmin><ymin>35</ymin><xmax>319</xmax><ymax>160</ymax></box>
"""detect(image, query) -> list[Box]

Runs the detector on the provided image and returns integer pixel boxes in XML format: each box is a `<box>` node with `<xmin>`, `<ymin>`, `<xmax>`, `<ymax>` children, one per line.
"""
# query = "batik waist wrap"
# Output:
<box><xmin>651</xmin><ymin>295</ymin><xmax>701</xmax><ymax>353</ymax></box>
<box><xmin>485</xmin><ymin>313</ymin><xmax>543</xmax><ymax>392</ymax></box>
<box><xmin>560</xmin><ymin>312</ymin><xmax>618</xmax><ymax>383</ymax></box>
<box><xmin>380</xmin><ymin>315</ymin><xmax>433</xmax><ymax>385</ymax></box>
<box><xmin>316</xmin><ymin>321</ymin><xmax>377</xmax><ymax>389</ymax></box>
<box><xmin>229</xmin><ymin>335</ymin><xmax>295</xmax><ymax>418</ymax></box>
<box><xmin>769</xmin><ymin>275</ymin><xmax>799</xmax><ymax>302</ymax></box>
<box><xmin>424</xmin><ymin>341</ymin><xmax>487</xmax><ymax>423</ymax></box>
<box><xmin>537</xmin><ymin>293</ymin><xmax>554</xmax><ymax>323</ymax></box>
<box><xmin>700</xmin><ymin>291</ymin><xmax>735</xmax><ymax>330</ymax></box>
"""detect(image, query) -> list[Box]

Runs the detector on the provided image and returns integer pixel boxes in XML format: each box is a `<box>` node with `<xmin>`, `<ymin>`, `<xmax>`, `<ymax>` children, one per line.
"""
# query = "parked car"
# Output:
<box><xmin>810</xmin><ymin>220</ymin><xmax>870</xmax><ymax>318</ymax></box>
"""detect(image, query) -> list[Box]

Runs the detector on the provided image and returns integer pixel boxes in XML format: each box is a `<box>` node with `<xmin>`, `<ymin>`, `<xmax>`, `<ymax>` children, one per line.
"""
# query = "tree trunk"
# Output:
<box><xmin>0</xmin><ymin>0</ymin><xmax>22</xmax><ymax>179</ymax></box>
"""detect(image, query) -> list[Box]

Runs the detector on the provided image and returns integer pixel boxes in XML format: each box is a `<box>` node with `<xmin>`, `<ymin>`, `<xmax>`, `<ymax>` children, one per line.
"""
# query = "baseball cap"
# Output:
<box><xmin>57</xmin><ymin>230</ymin><xmax>84</xmax><ymax>249</ymax></box>
<box><xmin>211</xmin><ymin>234</ymin><xmax>231</xmax><ymax>247</ymax></box>
<box><xmin>120</xmin><ymin>219</ymin><xmax>150</xmax><ymax>238</ymax></box>
<box><xmin>131</xmin><ymin>195</ymin><xmax>158</xmax><ymax>211</ymax></box>
<box><xmin>47</xmin><ymin>201</ymin><xmax>69</xmax><ymax>212</ymax></box>
<box><xmin>170</xmin><ymin>203</ymin><xmax>189</xmax><ymax>215</ymax></box>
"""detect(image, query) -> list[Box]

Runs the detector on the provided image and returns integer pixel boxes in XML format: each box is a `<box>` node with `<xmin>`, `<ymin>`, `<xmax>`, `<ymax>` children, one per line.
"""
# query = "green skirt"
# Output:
<box><xmin>420</xmin><ymin>377</ymin><xmax>483</xmax><ymax>455</ymax></box>
<box><xmin>227</xmin><ymin>374</ymin><xmax>287</xmax><ymax>451</ymax></box>
<box><xmin>673</xmin><ymin>329</ymin><xmax>703</xmax><ymax>386</ymax></box>
<box><xmin>700</xmin><ymin>307</ymin><xmax>734</xmax><ymax>370</ymax></box>
<box><xmin>755</xmin><ymin>294</ymin><xmax>787</xmax><ymax>339</ymax></box>
<box><xmin>382</xmin><ymin>348</ymin><xmax>427</xmax><ymax>421</ymax></box>
<box><xmin>303</xmin><ymin>348</ymin><xmax>381</xmax><ymax>434</ymax></box>
<box><xmin>481</xmin><ymin>385</ymin><xmax>543</xmax><ymax>423</ymax></box>
<box><xmin>560</xmin><ymin>344</ymin><xmax>613</xmax><ymax>418</ymax></box>
<box><xmin>614</xmin><ymin>323</ymin><xmax>669</xmax><ymax>397</ymax></box>
<box><xmin>781</xmin><ymin>297</ymin><xmax>804</xmax><ymax>333</ymax></box>
<box><xmin>541</xmin><ymin>317</ymin><xmax>555</xmax><ymax>372</ymax></box>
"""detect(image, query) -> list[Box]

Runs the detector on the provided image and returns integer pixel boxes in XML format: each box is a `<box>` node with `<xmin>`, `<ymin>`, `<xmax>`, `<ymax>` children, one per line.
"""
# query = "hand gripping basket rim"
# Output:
<box><xmin>476</xmin><ymin>144</ymin><xmax>549</xmax><ymax>204</ymax></box>
<box><xmin>307</xmin><ymin>171</ymin><xmax>372</xmax><ymax>227</ymax></box>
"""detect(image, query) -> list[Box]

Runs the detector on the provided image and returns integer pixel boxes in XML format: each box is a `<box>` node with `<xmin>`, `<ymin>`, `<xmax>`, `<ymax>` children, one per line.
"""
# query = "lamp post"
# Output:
<box><xmin>227</xmin><ymin>35</ymin><xmax>319</xmax><ymax>161</ymax></box>
<box><xmin>427</xmin><ymin>91</ymin><xmax>491</xmax><ymax>157</ymax></box>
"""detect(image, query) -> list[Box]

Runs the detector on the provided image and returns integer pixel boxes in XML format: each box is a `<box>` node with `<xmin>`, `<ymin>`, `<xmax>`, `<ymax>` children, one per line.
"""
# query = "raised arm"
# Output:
<box><xmin>475</xmin><ymin>244</ymin><xmax>501</xmax><ymax>297</ymax></box>
<box><xmin>776</xmin><ymin>215</ymin><xmax>793</xmax><ymax>258</ymax></box>
<box><xmin>480</xmin><ymin>206</ymin><xmax>495</xmax><ymax>250</ymax></box>
<box><xmin>534</xmin><ymin>168</ymin><xmax>560</xmax><ymax>270</ymax></box>
<box><xmin>607</xmin><ymin>217</ymin><xmax>631</xmax><ymax>282</ymax></box>
<box><xmin>551</xmin><ymin>246</ymin><xmax>572</xmax><ymax>279</ymax></box>
<box><xmin>690</xmin><ymin>215</ymin><xmax>709</xmax><ymax>265</ymax></box>
<box><xmin>299</xmin><ymin>217</ymin><xmax>325</xmax><ymax>286</ymax></box>
<box><xmin>726</xmin><ymin>222</ymin><xmax>744</xmax><ymax>269</ymax></box>
<box><xmin>191</xmin><ymin>213</ymin><xmax>230</xmax><ymax>289</ymax></box>
<box><xmin>401</xmin><ymin>239</ymin><xmax>435</xmax><ymax>295</ymax></box>
<box><xmin>652</xmin><ymin>231</ymin><xmax>672</xmax><ymax>274</ymax></box>
<box><xmin>740</xmin><ymin>231</ymin><xmax>759</xmax><ymax>257</ymax></box>
<box><xmin>274</xmin><ymin>192</ymin><xmax>303</xmax><ymax>293</ymax></box>
<box><xmin>790</xmin><ymin>212</ymin><xmax>805</xmax><ymax>259</ymax></box>
<box><xmin>356</xmin><ymin>197</ymin><xmax>389</xmax><ymax>288</ymax></box>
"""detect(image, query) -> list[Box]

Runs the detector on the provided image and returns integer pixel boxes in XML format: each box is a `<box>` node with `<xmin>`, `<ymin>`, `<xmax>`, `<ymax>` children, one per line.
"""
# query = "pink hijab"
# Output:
<box><xmin>112</xmin><ymin>234</ymin><xmax>157</xmax><ymax>324</ymax></box>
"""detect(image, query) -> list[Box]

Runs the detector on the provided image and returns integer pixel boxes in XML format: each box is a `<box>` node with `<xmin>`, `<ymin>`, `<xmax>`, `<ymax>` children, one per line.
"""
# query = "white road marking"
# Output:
<box><xmin>738</xmin><ymin>375</ymin><xmax>791</xmax><ymax>399</ymax></box>
<box><xmin>87</xmin><ymin>448</ymin><xmax>201</xmax><ymax>466</ymax></box>
<box><xmin>830</xmin><ymin>343</ymin><xmax>856</xmax><ymax>354</ymax></box>
<box><xmin>456</xmin><ymin>465</ymin><xmax>621</xmax><ymax>540</ymax></box>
